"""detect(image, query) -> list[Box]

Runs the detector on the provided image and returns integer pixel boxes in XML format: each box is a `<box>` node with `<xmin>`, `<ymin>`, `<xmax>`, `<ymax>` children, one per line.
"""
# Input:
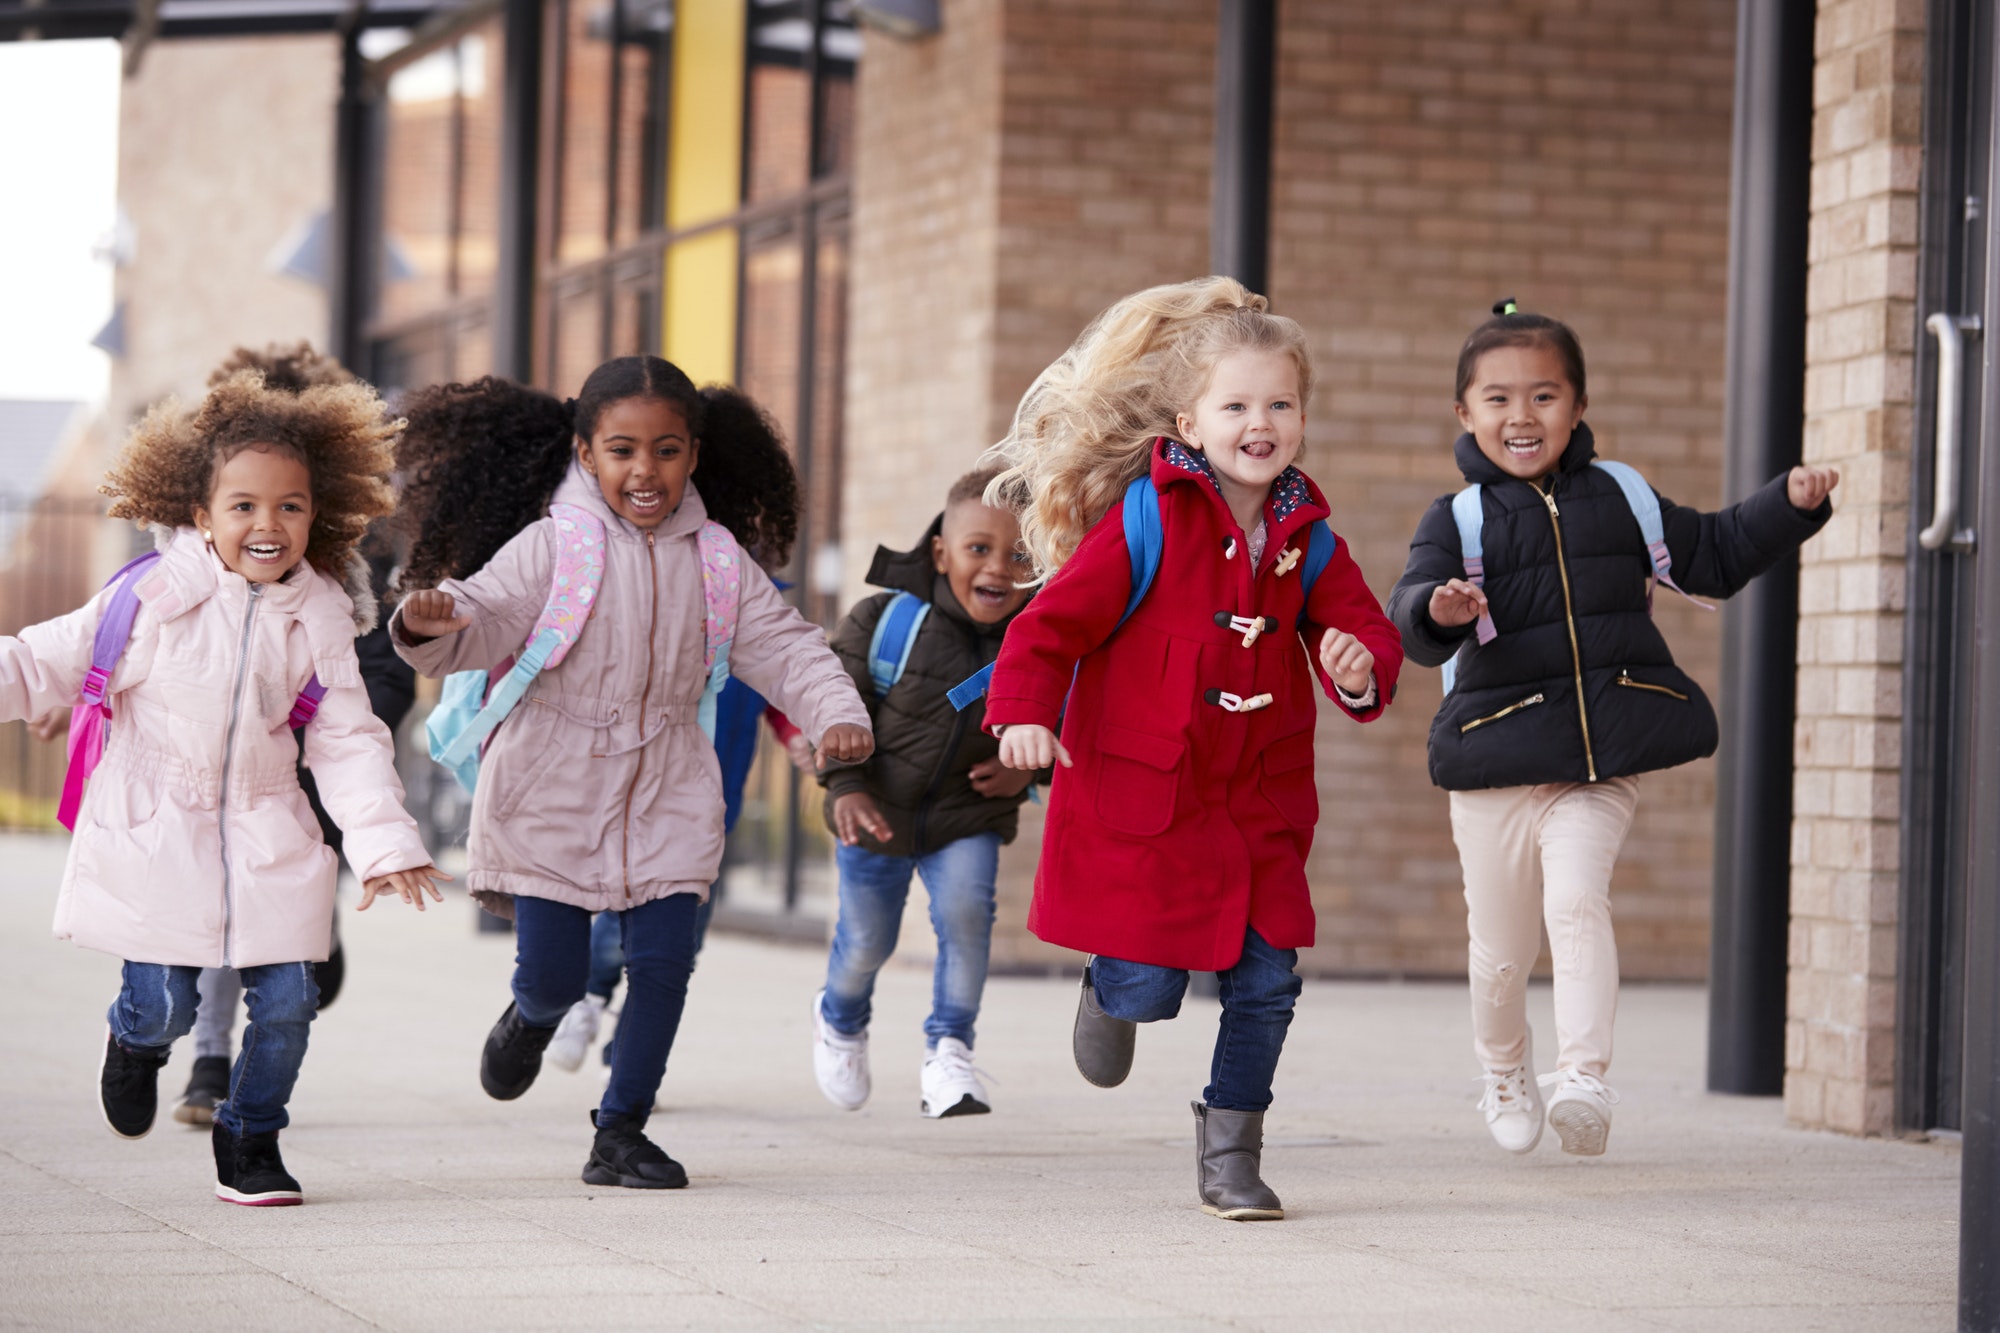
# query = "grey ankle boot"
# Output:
<box><xmin>1193</xmin><ymin>1101</ymin><xmax>1284</xmax><ymax>1221</ymax></box>
<box><xmin>1072</xmin><ymin>961</ymin><xmax>1136</xmax><ymax>1088</ymax></box>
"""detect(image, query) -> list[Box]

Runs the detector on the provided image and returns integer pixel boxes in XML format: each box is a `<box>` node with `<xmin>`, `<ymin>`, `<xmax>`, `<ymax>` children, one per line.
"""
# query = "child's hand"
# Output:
<box><xmin>400</xmin><ymin>590</ymin><xmax>472</xmax><ymax>639</ymax></box>
<box><xmin>832</xmin><ymin>791</ymin><xmax>893</xmax><ymax>846</ymax></box>
<box><xmin>816</xmin><ymin>723</ymin><xmax>875</xmax><ymax>770</ymax></box>
<box><xmin>1788</xmin><ymin>464</ymin><xmax>1840</xmax><ymax>511</ymax></box>
<box><xmin>1319</xmin><ymin>628</ymin><xmax>1375</xmax><ymax>697</ymax></box>
<box><xmin>784</xmin><ymin>732</ymin><xmax>816</xmax><ymax>772</ymax></box>
<box><xmin>969</xmin><ymin>756</ymin><xmax>1034</xmax><ymax>798</ymax></box>
<box><xmin>359</xmin><ymin>864</ymin><xmax>452</xmax><ymax>912</ymax></box>
<box><xmin>1428</xmin><ymin>578</ymin><xmax>1489</xmax><ymax>629</ymax></box>
<box><xmin>998</xmin><ymin>724</ymin><xmax>1072</xmax><ymax>771</ymax></box>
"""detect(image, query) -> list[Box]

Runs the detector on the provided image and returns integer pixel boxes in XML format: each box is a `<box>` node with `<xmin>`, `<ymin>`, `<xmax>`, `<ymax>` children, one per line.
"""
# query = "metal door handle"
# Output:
<box><xmin>1919</xmin><ymin>312</ymin><xmax>1983</xmax><ymax>551</ymax></box>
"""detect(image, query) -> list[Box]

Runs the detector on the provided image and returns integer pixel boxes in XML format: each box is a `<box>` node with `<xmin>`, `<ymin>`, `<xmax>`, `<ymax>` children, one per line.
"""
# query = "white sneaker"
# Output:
<box><xmin>920</xmin><ymin>1037</ymin><xmax>992</xmax><ymax>1119</ymax></box>
<box><xmin>1476</xmin><ymin>1035</ymin><xmax>1545</xmax><ymax>1154</ymax></box>
<box><xmin>812</xmin><ymin>990</ymin><xmax>870</xmax><ymax>1110</ymax></box>
<box><xmin>1543</xmin><ymin>1068</ymin><xmax>1619</xmax><ymax>1156</ymax></box>
<box><xmin>544</xmin><ymin>995</ymin><xmax>606</xmax><ymax>1073</ymax></box>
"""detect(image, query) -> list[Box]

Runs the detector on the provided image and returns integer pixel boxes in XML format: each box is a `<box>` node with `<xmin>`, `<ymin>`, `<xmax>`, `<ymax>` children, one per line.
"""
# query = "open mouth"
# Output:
<box><xmin>1240</xmin><ymin>440</ymin><xmax>1276</xmax><ymax>460</ymax></box>
<box><xmin>243</xmin><ymin>542</ymin><xmax>286</xmax><ymax>564</ymax></box>
<box><xmin>624</xmin><ymin>489</ymin><xmax>665</xmax><ymax>515</ymax></box>
<box><xmin>1503</xmin><ymin>435</ymin><xmax>1544</xmax><ymax>459</ymax></box>
<box><xmin>971</xmin><ymin>583</ymin><xmax>1013</xmax><ymax>608</ymax></box>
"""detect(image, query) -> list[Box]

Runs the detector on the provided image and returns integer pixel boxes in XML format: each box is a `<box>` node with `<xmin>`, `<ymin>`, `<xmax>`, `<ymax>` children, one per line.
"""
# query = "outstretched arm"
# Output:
<box><xmin>389</xmin><ymin>522</ymin><xmax>552</xmax><ymax>677</ymax></box>
<box><xmin>1386</xmin><ymin>497</ymin><xmax>1481</xmax><ymax>670</ymax></box>
<box><xmin>1659</xmin><ymin>466</ymin><xmax>1836</xmax><ymax>600</ymax></box>
<box><xmin>982</xmin><ymin>507</ymin><xmax>1132</xmax><ymax>737</ymax></box>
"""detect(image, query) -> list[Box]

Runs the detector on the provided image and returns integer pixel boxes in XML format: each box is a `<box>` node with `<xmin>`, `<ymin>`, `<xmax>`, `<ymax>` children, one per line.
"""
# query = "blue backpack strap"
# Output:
<box><xmin>1292</xmin><ymin>521</ymin><xmax>1338</xmax><ymax>626</ymax></box>
<box><xmin>867</xmin><ymin>591</ymin><xmax>931</xmax><ymax>697</ymax></box>
<box><xmin>1120</xmin><ymin>473</ymin><xmax>1163</xmax><ymax>627</ymax></box>
<box><xmin>1591</xmin><ymin>459</ymin><xmax>1716</xmax><ymax>612</ymax></box>
<box><xmin>1440</xmin><ymin>484</ymin><xmax>1491</xmax><ymax>695</ymax></box>
<box><xmin>949</xmin><ymin>474</ymin><xmax>1162</xmax><ymax>713</ymax></box>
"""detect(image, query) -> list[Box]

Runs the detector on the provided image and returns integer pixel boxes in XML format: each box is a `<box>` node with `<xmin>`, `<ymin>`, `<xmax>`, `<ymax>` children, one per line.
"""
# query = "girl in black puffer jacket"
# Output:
<box><xmin>1388</xmin><ymin>301</ymin><xmax>1839</xmax><ymax>1160</ymax></box>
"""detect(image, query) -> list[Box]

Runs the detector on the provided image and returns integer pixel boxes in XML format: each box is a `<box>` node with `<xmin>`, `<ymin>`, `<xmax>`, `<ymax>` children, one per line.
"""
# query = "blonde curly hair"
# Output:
<box><xmin>986</xmin><ymin>276</ymin><xmax>1313</xmax><ymax>579</ymax></box>
<box><xmin>101</xmin><ymin>368</ymin><xmax>400</xmax><ymax>578</ymax></box>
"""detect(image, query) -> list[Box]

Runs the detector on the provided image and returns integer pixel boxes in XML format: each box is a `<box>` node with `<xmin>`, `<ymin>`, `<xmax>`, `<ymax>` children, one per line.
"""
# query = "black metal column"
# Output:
<box><xmin>1706</xmin><ymin>0</ymin><xmax>1816</xmax><ymax>1096</ymax></box>
<box><xmin>494</xmin><ymin>0</ymin><xmax>544</xmax><ymax>382</ymax></box>
<box><xmin>329</xmin><ymin>25</ymin><xmax>382</xmax><ymax>374</ymax></box>
<box><xmin>1961</xmin><ymin>187</ymin><xmax>2000</xmax><ymax>1333</ymax></box>
<box><xmin>1209</xmin><ymin>0</ymin><xmax>1274</xmax><ymax>291</ymax></box>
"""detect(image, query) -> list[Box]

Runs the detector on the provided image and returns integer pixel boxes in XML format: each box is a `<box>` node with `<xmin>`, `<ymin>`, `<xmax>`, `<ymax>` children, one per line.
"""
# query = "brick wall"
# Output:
<box><xmin>846</xmin><ymin>0</ymin><xmax>1741</xmax><ymax>979</ymax></box>
<box><xmin>1784</xmin><ymin>0</ymin><xmax>1925</xmax><ymax>1137</ymax></box>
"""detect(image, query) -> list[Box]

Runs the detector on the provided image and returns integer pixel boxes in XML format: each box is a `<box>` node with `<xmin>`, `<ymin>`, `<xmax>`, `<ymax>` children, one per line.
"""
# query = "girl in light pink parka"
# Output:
<box><xmin>0</xmin><ymin>371</ymin><xmax>447</xmax><ymax>1207</ymax></box>
<box><xmin>391</xmin><ymin>357</ymin><xmax>871</xmax><ymax>1192</ymax></box>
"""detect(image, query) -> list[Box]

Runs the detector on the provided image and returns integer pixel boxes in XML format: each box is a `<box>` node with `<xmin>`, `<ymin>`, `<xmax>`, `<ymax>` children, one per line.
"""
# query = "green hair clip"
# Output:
<box><xmin>1493</xmin><ymin>297</ymin><xmax>1520</xmax><ymax>317</ymax></box>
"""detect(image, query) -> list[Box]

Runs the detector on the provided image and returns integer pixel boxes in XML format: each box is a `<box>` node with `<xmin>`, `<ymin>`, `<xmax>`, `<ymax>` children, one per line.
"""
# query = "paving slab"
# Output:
<box><xmin>0</xmin><ymin>831</ymin><xmax>1961</xmax><ymax>1331</ymax></box>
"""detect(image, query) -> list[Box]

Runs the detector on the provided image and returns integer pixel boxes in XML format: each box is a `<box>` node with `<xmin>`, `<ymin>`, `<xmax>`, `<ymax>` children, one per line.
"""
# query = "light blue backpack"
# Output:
<box><xmin>1438</xmin><ymin>459</ymin><xmax>1713</xmax><ymax>694</ymax></box>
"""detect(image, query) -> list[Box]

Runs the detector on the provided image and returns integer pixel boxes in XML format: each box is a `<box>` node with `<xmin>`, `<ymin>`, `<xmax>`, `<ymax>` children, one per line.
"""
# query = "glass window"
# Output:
<box><xmin>379</xmin><ymin>45</ymin><xmax>462</xmax><ymax>323</ymax></box>
<box><xmin>554</xmin><ymin>0</ymin><xmax>613</xmax><ymax>266</ymax></box>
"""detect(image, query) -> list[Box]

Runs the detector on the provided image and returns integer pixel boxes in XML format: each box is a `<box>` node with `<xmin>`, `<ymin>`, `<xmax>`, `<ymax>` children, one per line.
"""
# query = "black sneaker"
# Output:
<box><xmin>99</xmin><ymin>1031</ymin><xmax>168</xmax><ymax>1139</ymax></box>
<box><xmin>581</xmin><ymin>1111</ymin><xmax>687</xmax><ymax>1190</ymax></box>
<box><xmin>313</xmin><ymin>939</ymin><xmax>345</xmax><ymax>1010</ymax></box>
<box><xmin>480</xmin><ymin>1001</ymin><xmax>557</xmax><ymax>1100</ymax></box>
<box><xmin>212</xmin><ymin>1122</ymin><xmax>303</xmax><ymax>1206</ymax></box>
<box><xmin>174</xmin><ymin>1055</ymin><xmax>231</xmax><ymax>1127</ymax></box>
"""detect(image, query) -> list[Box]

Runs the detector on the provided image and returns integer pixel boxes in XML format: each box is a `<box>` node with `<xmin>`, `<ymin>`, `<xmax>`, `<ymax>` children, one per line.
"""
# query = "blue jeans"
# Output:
<box><xmin>821</xmin><ymin>832</ymin><xmax>1000</xmax><ymax>1049</ymax></box>
<box><xmin>1091</xmin><ymin>927</ymin><xmax>1302</xmax><ymax>1112</ymax></box>
<box><xmin>586</xmin><ymin>894</ymin><xmax>714</xmax><ymax>1001</ymax></box>
<box><xmin>512</xmin><ymin>893</ymin><xmax>698</xmax><ymax>1124</ymax></box>
<box><xmin>109</xmin><ymin>960</ymin><xmax>318</xmax><ymax>1136</ymax></box>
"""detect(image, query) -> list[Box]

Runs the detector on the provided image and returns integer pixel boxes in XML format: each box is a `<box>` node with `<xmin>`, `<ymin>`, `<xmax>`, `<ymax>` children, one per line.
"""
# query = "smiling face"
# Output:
<box><xmin>1174</xmin><ymin>348</ymin><xmax>1306</xmax><ymax>525</ymax></box>
<box><xmin>192</xmin><ymin>444</ymin><xmax>315</xmax><ymax>584</ymax></box>
<box><xmin>932</xmin><ymin>498</ymin><xmax>1031</xmax><ymax>624</ymax></box>
<box><xmin>1454</xmin><ymin>341</ymin><xmax>1588</xmax><ymax>482</ymax></box>
<box><xmin>577</xmin><ymin>395</ymin><xmax>698</xmax><ymax>528</ymax></box>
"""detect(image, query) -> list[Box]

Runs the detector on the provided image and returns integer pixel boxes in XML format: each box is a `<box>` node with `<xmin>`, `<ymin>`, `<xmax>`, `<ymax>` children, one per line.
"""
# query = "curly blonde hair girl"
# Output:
<box><xmin>986</xmin><ymin>276</ymin><xmax>1313</xmax><ymax>579</ymax></box>
<box><xmin>101</xmin><ymin>367</ymin><xmax>400</xmax><ymax>581</ymax></box>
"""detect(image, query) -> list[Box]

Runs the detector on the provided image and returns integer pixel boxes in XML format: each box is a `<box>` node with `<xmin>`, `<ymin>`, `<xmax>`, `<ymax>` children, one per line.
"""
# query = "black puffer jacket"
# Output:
<box><xmin>820</xmin><ymin>515</ymin><xmax>1034</xmax><ymax>856</ymax></box>
<box><xmin>1388</xmin><ymin>425</ymin><xmax>1830</xmax><ymax>791</ymax></box>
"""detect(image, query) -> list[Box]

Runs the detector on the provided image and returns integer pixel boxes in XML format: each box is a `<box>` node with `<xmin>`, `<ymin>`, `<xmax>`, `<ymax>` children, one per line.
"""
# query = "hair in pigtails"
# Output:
<box><xmin>689</xmin><ymin>387</ymin><xmax>800</xmax><ymax>566</ymax></box>
<box><xmin>394</xmin><ymin>377</ymin><xmax>575</xmax><ymax>592</ymax></box>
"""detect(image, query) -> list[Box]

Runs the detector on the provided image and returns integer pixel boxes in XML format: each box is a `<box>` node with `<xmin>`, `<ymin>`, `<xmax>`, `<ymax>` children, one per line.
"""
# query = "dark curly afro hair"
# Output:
<box><xmin>207</xmin><ymin>341</ymin><xmax>357</xmax><ymax>394</ymax></box>
<box><xmin>395</xmin><ymin>356</ymin><xmax>801</xmax><ymax>593</ymax></box>
<box><xmin>100</xmin><ymin>370</ymin><xmax>400</xmax><ymax>578</ymax></box>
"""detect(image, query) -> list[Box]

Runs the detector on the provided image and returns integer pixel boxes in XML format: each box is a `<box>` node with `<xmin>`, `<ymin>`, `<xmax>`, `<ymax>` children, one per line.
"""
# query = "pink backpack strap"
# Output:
<box><xmin>697</xmin><ymin>522</ymin><xmax>742</xmax><ymax>671</ymax></box>
<box><xmin>533</xmin><ymin>503</ymin><xmax>607</xmax><ymax>668</ymax></box>
<box><xmin>58</xmin><ymin>551</ymin><xmax>162</xmax><ymax>831</ymax></box>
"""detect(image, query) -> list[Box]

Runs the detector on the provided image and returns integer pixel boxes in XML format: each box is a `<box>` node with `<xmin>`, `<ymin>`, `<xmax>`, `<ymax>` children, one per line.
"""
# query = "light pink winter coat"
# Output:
<box><xmin>392</xmin><ymin>465</ymin><xmax>869</xmax><ymax>914</ymax></box>
<box><xmin>0</xmin><ymin>529</ymin><xmax>432</xmax><ymax>968</ymax></box>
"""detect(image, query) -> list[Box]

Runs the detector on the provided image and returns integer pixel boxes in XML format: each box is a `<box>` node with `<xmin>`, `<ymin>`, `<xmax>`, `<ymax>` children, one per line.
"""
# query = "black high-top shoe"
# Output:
<box><xmin>582</xmin><ymin>1111</ymin><xmax>688</xmax><ymax>1190</ymax></box>
<box><xmin>212</xmin><ymin>1122</ymin><xmax>304</xmax><ymax>1206</ymax></box>
<box><xmin>99</xmin><ymin>1032</ymin><xmax>169</xmax><ymax>1139</ymax></box>
<box><xmin>480</xmin><ymin>1001</ymin><xmax>558</xmax><ymax>1100</ymax></box>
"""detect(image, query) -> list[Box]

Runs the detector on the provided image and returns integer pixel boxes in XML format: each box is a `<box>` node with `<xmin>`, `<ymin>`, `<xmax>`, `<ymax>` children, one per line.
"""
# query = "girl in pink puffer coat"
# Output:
<box><xmin>0</xmin><ymin>370</ymin><xmax>447</xmax><ymax>1207</ymax></box>
<box><xmin>390</xmin><ymin>356</ymin><xmax>872</xmax><ymax>1192</ymax></box>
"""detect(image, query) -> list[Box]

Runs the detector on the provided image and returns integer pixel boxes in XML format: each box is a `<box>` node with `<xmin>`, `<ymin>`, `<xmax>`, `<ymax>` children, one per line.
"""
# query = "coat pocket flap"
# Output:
<box><xmin>1098</xmin><ymin>723</ymin><xmax>1184</xmax><ymax>772</ymax></box>
<box><xmin>1262</xmin><ymin>732</ymin><xmax>1316</xmax><ymax>775</ymax></box>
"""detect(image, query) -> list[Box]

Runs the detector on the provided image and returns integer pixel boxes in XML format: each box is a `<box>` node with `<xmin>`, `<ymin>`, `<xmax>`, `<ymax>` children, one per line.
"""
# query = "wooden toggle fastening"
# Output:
<box><xmin>1273</xmin><ymin>546</ymin><xmax>1303</xmax><ymax>577</ymax></box>
<box><xmin>1211</xmin><ymin>611</ymin><xmax>1280</xmax><ymax>648</ymax></box>
<box><xmin>1203</xmin><ymin>687</ymin><xmax>1275</xmax><ymax>713</ymax></box>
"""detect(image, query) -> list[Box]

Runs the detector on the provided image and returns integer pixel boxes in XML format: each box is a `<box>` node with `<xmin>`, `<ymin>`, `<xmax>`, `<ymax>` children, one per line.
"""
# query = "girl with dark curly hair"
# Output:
<box><xmin>390</xmin><ymin>355</ymin><xmax>872</xmax><ymax>1191</ymax></box>
<box><xmin>0</xmin><ymin>369</ymin><xmax>448</xmax><ymax>1208</ymax></box>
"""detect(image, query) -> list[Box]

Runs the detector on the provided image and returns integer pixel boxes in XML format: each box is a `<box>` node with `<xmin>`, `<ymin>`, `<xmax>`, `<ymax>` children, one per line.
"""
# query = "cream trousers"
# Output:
<box><xmin>1448</xmin><ymin>777</ymin><xmax>1640</xmax><ymax>1079</ymax></box>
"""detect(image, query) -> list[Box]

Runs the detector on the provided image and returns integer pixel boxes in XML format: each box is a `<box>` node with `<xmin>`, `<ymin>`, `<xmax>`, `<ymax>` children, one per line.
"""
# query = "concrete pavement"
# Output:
<box><xmin>0</xmin><ymin>832</ymin><xmax>1961</xmax><ymax>1330</ymax></box>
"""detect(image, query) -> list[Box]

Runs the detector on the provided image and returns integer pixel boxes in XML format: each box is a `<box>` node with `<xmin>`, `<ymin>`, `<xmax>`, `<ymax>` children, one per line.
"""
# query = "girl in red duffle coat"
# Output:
<box><xmin>986</xmin><ymin>276</ymin><xmax>1402</xmax><ymax>1222</ymax></box>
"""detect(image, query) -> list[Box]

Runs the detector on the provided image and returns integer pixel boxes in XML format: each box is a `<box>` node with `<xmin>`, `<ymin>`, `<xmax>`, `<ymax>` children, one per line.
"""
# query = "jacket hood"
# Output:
<box><xmin>139</xmin><ymin>527</ymin><xmax>365</xmax><ymax>687</ymax></box>
<box><xmin>865</xmin><ymin>512</ymin><xmax>1019</xmax><ymax>634</ymax></box>
<box><xmin>550</xmin><ymin>459</ymin><xmax>711</xmax><ymax>545</ymax></box>
<box><xmin>148</xmin><ymin>523</ymin><xmax>379</xmax><ymax>634</ymax></box>
<box><xmin>1454</xmin><ymin>422</ymin><xmax>1599</xmax><ymax>486</ymax></box>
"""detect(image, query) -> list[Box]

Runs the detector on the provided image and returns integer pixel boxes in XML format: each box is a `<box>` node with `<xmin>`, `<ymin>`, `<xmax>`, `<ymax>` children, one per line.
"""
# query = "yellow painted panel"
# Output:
<box><xmin>664</xmin><ymin>230</ymin><xmax>740</xmax><ymax>388</ymax></box>
<box><xmin>668</xmin><ymin>0</ymin><xmax>746</xmax><ymax>231</ymax></box>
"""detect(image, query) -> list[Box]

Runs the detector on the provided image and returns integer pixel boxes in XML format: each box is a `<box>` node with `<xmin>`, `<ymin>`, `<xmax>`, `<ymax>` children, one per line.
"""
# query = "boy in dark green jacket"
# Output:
<box><xmin>811</xmin><ymin>467</ymin><xmax>1035</xmax><ymax>1119</ymax></box>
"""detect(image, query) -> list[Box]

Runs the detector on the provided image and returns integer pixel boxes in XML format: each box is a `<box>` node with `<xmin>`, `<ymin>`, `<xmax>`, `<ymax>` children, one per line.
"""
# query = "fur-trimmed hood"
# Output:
<box><xmin>149</xmin><ymin>523</ymin><xmax>378</xmax><ymax>635</ymax></box>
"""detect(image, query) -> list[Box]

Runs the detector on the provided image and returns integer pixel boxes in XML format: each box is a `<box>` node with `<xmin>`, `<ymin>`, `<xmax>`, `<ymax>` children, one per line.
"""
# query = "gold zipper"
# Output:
<box><xmin>1616</xmin><ymin>670</ymin><xmax>1688</xmax><ymax>701</ymax></box>
<box><xmin>1460</xmin><ymin>692</ymin><xmax>1546</xmax><ymax>734</ymax></box>
<box><xmin>1540</xmin><ymin>481</ymin><xmax>1597</xmax><ymax>781</ymax></box>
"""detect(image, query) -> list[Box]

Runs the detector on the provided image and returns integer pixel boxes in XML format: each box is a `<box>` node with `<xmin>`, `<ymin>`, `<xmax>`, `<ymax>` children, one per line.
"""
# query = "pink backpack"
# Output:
<box><xmin>59</xmin><ymin>551</ymin><xmax>325</xmax><ymax>830</ymax></box>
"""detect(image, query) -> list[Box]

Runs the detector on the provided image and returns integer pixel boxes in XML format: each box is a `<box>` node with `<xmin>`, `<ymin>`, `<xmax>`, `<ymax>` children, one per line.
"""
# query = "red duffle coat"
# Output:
<box><xmin>983</xmin><ymin>440</ymin><xmax>1404</xmax><ymax>971</ymax></box>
